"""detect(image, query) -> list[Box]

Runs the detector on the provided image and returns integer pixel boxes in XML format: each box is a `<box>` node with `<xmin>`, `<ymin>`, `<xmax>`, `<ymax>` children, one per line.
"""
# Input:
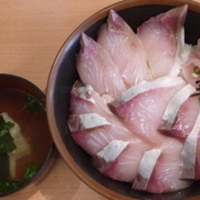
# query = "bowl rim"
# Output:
<box><xmin>46</xmin><ymin>0</ymin><xmax>200</xmax><ymax>199</ymax></box>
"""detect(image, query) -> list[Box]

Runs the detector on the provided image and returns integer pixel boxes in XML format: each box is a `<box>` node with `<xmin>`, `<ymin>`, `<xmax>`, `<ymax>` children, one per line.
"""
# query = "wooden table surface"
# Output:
<box><xmin>1</xmin><ymin>0</ymin><xmax>200</xmax><ymax>200</ymax></box>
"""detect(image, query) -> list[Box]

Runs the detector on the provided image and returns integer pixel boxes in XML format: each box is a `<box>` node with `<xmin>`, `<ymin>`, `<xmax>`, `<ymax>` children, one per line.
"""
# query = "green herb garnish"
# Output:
<box><xmin>0</xmin><ymin>153</ymin><xmax>10</xmax><ymax>181</ymax></box>
<box><xmin>0</xmin><ymin>180</ymin><xmax>20</xmax><ymax>192</ymax></box>
<box><xmin>25</xmin><ymin>95</ymin><xmax>45</xmax><ymax>113</ymax></box>
<box><xmin>194</xmin><ymin>66</ymin><xmax>200</xmax><ymax>74</ymax></box>
<box><xmin>0</xmin><ymin>138</ymin><xmax>16</xmax><ymax>153</ymax></box>
<box><xmin>23</xmin><ymin>162</ymin><xmax>40</xmax><ymax>180</ymax></box>
<box><xmin>192</xmin><ymin>66</ymin><xmax>200</xmax><ymax>78</ymax></box>
<box><xmin>0</xmin><ymin>116</ymin><xmax>16</xmax><ymax>153</ymax></box>
<box><xmin>0</xmin><ymin>121</ymin><xmax>14</xmax><ymax>137</ymax></box>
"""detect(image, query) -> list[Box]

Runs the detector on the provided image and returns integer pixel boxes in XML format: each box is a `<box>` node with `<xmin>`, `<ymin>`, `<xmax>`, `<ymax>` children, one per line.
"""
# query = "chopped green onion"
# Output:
<box><xmin>0</xmin><ymin>139</ymin><xmax>16</xmax><ymax>153</ymax></box>
<box><xmin>25</xmin><ymin>95</ymin><xmax>45</xmax><ymax>113</ymax></box>
<box><xmin>194</xmin><ymin>66</ymin><xmax>200</xmax><ymax>74</ymax></box>
<box><xmin>0</xmin><ymin>121</ymin><xmax>15</xmax><ymax>137</ymax></box>
<box><xmin>0</xmin><ymin>180</ymin><xmax>20</xmax><ymax>192</ymax></box>
<box><xmin>192</xmin><ymin>72</ymin><xmax>199</xmax><ymax>78</ymax></box>
<box><xmin>23</xmin><ymin>162</ymin><xmax>40</xmax><ymax>180</ymax></box>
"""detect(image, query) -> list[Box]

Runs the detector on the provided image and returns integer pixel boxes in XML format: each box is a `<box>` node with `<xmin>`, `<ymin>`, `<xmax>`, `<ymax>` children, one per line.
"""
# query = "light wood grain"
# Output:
<box><xmin>0</xmin><ymin>0</ymin><xmax>118</xmax><ymax>199</ymax></box>
<box><xmin>1</xmin><ymin>0</ymin><xmax>200</xmax><ymax>199</ymax></box>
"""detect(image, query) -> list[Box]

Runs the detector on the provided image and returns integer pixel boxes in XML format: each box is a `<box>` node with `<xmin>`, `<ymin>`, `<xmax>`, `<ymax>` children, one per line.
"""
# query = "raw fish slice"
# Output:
<box><xmin>144</xmin><ymin>138</ymin><xmax>192</xmax><ymax>193</ymax></box>
<box><xmin>111</xmin><ymin>76</ymin><xmax>185</xmax><ymax>108</ymax></box>
<box><xmin>181</xmin><ymin>110</ymin><xmax>200</xmax><ymax>179</ymax></box>
<box><xmin>133</xmin><ymin>138</ymin><xmax>192</xmax><ymax>193</ymax></box>
<box><xmin>69</xmin><ymin>80</ymin><xmax>145</xmax><ymax>156</ymax></box>
<box><xmin>97</xmin><ymin>10</ymin><xmax>152</xmax><ymax>87</ymax></box>
<box><xmin>158</xmin><ymin>84</ymin><xmax>196</xmax><ymax>137</ymax></box>
<box><xmin>137</xmin><ymin>5</ymin><xmax>188</xmax><ymax>78</ymax></box>
<box><xmin>76</xmin><ymin>33</ymin><xmax>126</xmax><ymax>98</ymax></box>
<box><xmin>182</xmin><ymin>39</ymin><xmax>200</xmax><ymax>87</ymax></box>
<box><xmin>94</xmin><ymin>140</ymin><xmax>129</xmax><ymax>172</ymax></box>
<box><xmin>69</xmin><ymin>81</ymin><xmax>153</xmax><ymax>173</ymax></box>
<box><xmin>68</xmin><ymin>113</ymin><xmax>111</xmax><ymax>132</ymax></box>
<box><xmin>70</xmin><ymin>120</ymin><xmax>137</xmax><ymax>157</ymax></box>
<box><xmin>101</xmin><ymin>140</ymin><xmax>152</xmax><ymax>182</ymax></box>
<box><xmin>69</xmin><ymin>80</ymin><xmax>141</xmax><ymax>138</ymax></box>
<box><xmin>70</xmin><ymin>80</ymin><xmax>113</xmax><ymax>116</ymax></box>
<box><xmin>96</xmin><ymin>140</ymin><xmax>129</xmax><ymax>163</ymax></box>
<box><xmin>132</xmin><ymin>148</ymin><xmax>162</xmax><ymax>191</ymax></box>
<box><xmin>111</xmin><ymin>76</ymin><xmax>186</xmax><ymax>143</ymax></box>
<box><xmin>160</xmin><ymin>95</ymin><xmax>200</xmax><ymax>138</ymax></box>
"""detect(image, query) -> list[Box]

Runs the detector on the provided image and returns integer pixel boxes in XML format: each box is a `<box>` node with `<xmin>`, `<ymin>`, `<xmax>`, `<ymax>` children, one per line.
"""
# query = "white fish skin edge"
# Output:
<box><xmin>76</xmin><ymin>83</ymin><xmax>95</xmax><ymax>103</ymax></box>
<box><xmin>133</xmin><ymin>149</ymin><xmax>162</xmax><ymax>189</ymax></box>
<box><xmin>68</xmin><ymin>113</ymin><xmax>110</xmax><ymax>132</ymax></box>
<box><xmin>181</xmin><ymin>111</ymin><xmax>200</xmax><ymax>179</ymax></box>
<box><xmin>170</xmin><ymin>28</ymin><xmax>193</xmax><ymax>76</ymax></box>
<box><xmin>97</xmin><ymin>140</ymin><xmax>129</xmax><ymax>163</ymax></box>
<box><xmin>111</xmin><ymin>76</ymin><xmax>186</xmax><ymax>107</ymax></box>
<box><xmin>159</xmin><ymin>84</ymin><xmax>196</xmax><ymax>130</ymax></box>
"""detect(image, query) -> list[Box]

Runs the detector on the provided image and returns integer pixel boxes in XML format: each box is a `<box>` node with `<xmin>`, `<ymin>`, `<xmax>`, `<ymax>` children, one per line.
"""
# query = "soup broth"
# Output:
<box><xmin>0</xmin><ymin>88</ymin><xmax>52</xmax><ymax>190</ymax></box>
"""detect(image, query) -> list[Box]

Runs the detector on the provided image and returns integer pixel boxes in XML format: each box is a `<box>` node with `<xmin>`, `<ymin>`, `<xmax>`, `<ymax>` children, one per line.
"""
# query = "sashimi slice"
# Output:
<box><xmin>110</xmin><ymin>76</ymin><xmax>186</xmax><ymax>143</ymax></box>
<box><xmin>182</xmin><ymin>39</ymin><xmax>200</xmax><ymax>87</ymax></box>
<box><xmin>97</xmin><ymin>140</ymin><xmax>129</xmax><ymax>162</ymax></box>
<box><xmin>137</xmin><ymin>5</ymin><xmax>188</xmax><ymax>78</ymax></box>
<box><xmin>97</xmin><ymin>10</ymin><xmax>152</xmax><ymax>87</ymax></box>
<box><xmin>68</xmin><ymin>113</ymin><xmax>110</xmax><ymax>132</ymax></box>
<box><xmin>70</xmin><ymin>80</ymin><xmax>113</xmax><ymax>116</ymax></box>
<box><xmin>132</xmin><ymin>148</ymin><xmax>162</xmax><ymax>191</ymax></box>
<box><xmin>111</xmin><ymin>76</ymin><xmax>185</xmax><ymax>108</ymax></box>
<box><xmin>71</xmin><ymin>121</ymin><xmax>137</xmax><ymax>157</ymax></box>
<box><xmin>181</xmin><ymin>110</ymin><xmax>200</xmax><ymax>179</ymax></box>
<box><xmin>101</xmin><ymin>140</ymin><xmax>152</xmax><ymax>182</ymax></box>
<box><xmin>68</xmin><ymin>80</ymin><xmax>143</xmax><ymax>155</ymax></box>
<box><xmin>158</xmin><ymin>84</ymin><xmax>196</xmax><ymax>137</ymax></box>
<box><xmin>145</xmin><ymin>138</ymin><xmax>192</xmax><ymax>193</ymax></box>
<box><xmin>71</xmin><ymin>80</ymin><xmax>96</xmax><ymax>105</ymax></box>
<box><xmin>94</xmin><ymin>140</ymin><xmax>129</xmax><ymax>171</ymax></box>
<box><xmin>76</xmin><ymin>33</ymin><xmax>126</xmax><ymax>98</ymax></box>
<box><xmin>170</xmin><ymin>96</ymin><xmax>200</xmax><ymax>138</ymax></box>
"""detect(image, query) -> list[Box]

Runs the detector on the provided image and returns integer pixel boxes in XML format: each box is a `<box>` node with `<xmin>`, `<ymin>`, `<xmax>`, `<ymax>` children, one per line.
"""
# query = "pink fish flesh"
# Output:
<box><xmin>101</xmin><ymin>140</ymin><xmax>152</xmax><ymax>182</ymax></box>
<box><xmin>158</xmin><ymin>84</ymin><xmax>196</xmax><ymax>138</ymax></box>
<box><xmin>146</xmin><ymin>138</ymin><xmax>192</xmax><ymax>193</ymax></box>
<box><xmin>181</xmin><ymin>111</ymin><xmax>200</xmax><ymax>179</ymax></box>
<box><xmin>137</xmin><ymin>5</ymin><xmax>188</xmax><ymax>78</ymax></box>
<box><xmin>110</xmin><ymin>76</ymin><xmax>186</xmax><ymax>143</ymax></box>
<box><xmin>159</xmin><ymin>95</ymin><xmax>200</xmax><ymax>138</ymax></box>
<box><xmin>97</xmin><ymin>10</ymin><xmax>152</xmax><ymax>87</ymax></box>
<box><xmin>76</xmin><ymin>33</ymin><xmax>126</xmax><ymax>98</ymax></box>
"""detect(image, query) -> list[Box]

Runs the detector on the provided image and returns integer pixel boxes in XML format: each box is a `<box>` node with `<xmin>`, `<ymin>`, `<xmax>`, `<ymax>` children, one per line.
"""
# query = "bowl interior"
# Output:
<box><xmin>0</xmin><ymin>74</ymin><xmax>55</xmax><ymax>196</ymax></box>
<box><xmin>47</xmin><ymin>1</ymin><xmax>200</xmax><ymax>200</ymax></box>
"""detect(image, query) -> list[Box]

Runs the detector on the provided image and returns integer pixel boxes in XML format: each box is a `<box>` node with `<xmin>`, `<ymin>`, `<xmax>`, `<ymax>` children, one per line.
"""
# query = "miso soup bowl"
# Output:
<box><xmin>46</xmin><ymin>0</ymin><xmax>200</xmax><ymax>199</ymax></box>
<box><xmin>0</xmin><ymin>74</ymin><xmax>57</xmax><ymax>197</ymax></box>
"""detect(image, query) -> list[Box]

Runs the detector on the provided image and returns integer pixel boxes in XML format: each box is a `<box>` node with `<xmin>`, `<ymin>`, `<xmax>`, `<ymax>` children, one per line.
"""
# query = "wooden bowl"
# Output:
<box><xmin>46</xmin><ymin>0</ymin><xmax>200</xmax><ymax>199</ymax></box>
